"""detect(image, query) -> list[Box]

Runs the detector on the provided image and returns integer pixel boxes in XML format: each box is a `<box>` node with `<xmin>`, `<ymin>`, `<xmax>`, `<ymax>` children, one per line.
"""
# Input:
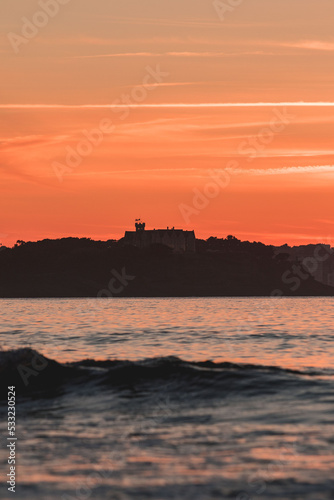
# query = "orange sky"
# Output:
<box><xmin>1</xmin><ymin>0</ymin><xmax>334</xmax><ymax>247</ymax></box>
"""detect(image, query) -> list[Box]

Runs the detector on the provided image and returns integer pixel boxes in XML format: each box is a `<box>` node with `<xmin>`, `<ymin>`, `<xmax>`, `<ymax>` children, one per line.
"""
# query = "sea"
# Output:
<box><xmin>0</xmin><ymin>297</ymin><xmax>333</xmax><ymax>499</ymax></box>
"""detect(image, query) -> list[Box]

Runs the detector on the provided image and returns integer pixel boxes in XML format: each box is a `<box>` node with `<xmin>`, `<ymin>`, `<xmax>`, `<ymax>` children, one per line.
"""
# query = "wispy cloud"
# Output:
<box><xmin>228</xmin><ymin>165</ymin><xmax>334</xmax><ymax>176</ymax></box>
<box><xmin>2</xmin><ymin>102</ymin><xmax>334</xmax><ymax>110</ymax></box>
<box><xmin>74</xmin><ymin>167</ymin><xmax>200</xmax><ymax>177</ymax></box>
<box><xmin>45</xmin><ymin>165</ymin><xmax>334</xmax><ymax>179</ymax></box>
<box><xmin>282</xmin><ymin>40</ymin><xmax>334</xmax><ymax>52</ymax></box>
<box><xmin>72</xmin><ymin>50</ymin><xmax>268</xmax><ymax>59</ymax></box>
<box><xmin>123</xmin><ymin>81</ymin><xmax>212</xmax><ymax>89</ymax></box>
<box><xmin>84</xmin><ymin>16</ymin><xmax>227</xmax><ymax>28</ymax></box>
<box><xmin>67</xmin><ymin>39</ymin><xmax>334</xmax><ymax>59</ymax></box>
<box><xmin>0</xmin><ymin>134</ymin><xmax>70</xmax><ymax>151</ymax></box>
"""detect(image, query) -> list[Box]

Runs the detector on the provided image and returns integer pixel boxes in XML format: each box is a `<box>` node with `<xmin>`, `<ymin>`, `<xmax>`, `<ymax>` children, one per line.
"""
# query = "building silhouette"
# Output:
<box><xmin>123</xmin><ymin>220</ymin><xmax>196</xmax><ymax>253</ymax></box>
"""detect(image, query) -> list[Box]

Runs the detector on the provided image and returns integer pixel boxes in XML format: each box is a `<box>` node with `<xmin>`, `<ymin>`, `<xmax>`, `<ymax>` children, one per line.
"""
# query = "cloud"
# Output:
<box><xmin>69</xmin><ymin>39</ymin><xmax>334</xmax><ymax>60</ymax></box>
<box><xmin>82</xmin><ymin>16</ymin><xmax>227</xmax><ymax>28</ymax></box>
<box><xmin>227</xmin><ymin>165</ymin><xmax>334</xmax><ymax>176</ymax></box>
<box><xmin>282</xmin><ymin>40</ymin><xmax>334</xmax><ymax>52</ymax></box>
<box><xmin>0</xmin><ymin>134</ymin><xmax>70</xmax><ymax>151</ymax></box>
<box><xmin>72</xmin><ymin>50</ymin><xmax>268</xmax><ymax>59</ymax></box>
<box><xmin>2</xmin><ymin>102</ymin><xmax>334</xmax><ymax>110</ymax></box>
<box><xmin>47</xmin><ymin>165</ymin><xmax>334</xmax><ymax>180</ymax></box>
<box><xmin>123</xmin><ymin>81</ymin><xmax>211</xmax><ymax>89</ymax></box>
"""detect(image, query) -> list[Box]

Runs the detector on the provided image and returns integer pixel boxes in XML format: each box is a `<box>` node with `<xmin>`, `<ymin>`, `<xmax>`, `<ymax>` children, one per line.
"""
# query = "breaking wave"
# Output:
<box><xmin>0</xmin><ymin>348</ymin><xmax>330</xmax><ymax>400</ymax></box>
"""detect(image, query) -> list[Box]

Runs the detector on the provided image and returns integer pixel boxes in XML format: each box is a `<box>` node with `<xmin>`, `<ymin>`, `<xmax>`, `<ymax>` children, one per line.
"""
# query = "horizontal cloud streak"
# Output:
<box><xmin>228</xmin><ymin>165</ymin><xmax>334</xmax><ymax>176</ymax></box>
<box><xmin>282</xmin><ymin>40</ymin><xmax>334</xmax><ymax>51</ymax></box>
<box><xmin>73</xmin><ymin>51</ymin><xmax>267</xmax><ymax>59</ymax></box>
<box><xmin>2</xmin><ymin>103</ymin><xmax>334</xmax><ymax>110</ymax></box>
<box><xmin>49</xmin><ymin>165</ymin><xmax>334</xmax><ymax>178</ymax></box>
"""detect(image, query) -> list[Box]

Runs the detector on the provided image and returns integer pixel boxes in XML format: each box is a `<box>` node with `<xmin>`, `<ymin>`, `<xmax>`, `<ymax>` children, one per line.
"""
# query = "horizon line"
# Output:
<box><xmin>3</xmin><ymin>234</ymin><xmax>333</xmax><ymax>248</ymax></box>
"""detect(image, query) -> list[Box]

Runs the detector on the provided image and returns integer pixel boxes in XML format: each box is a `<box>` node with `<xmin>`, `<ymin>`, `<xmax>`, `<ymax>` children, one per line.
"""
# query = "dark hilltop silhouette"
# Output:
<box><xmin>0</xmin><ymin>222</ymin><xmax>333</xmax><ymax>297</ymax></box>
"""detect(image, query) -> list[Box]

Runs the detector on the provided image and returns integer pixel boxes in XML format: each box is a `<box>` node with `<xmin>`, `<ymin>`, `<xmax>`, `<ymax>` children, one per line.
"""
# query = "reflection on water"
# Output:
<box><xmin>1</xmin><ymin>297</ymin><xmax>334</xmax><ymax>369</ymax></box>
<box><xmin>0</xmin><ymin>298</ymin><xmax>333</xmax><ymax>499</ymax></box>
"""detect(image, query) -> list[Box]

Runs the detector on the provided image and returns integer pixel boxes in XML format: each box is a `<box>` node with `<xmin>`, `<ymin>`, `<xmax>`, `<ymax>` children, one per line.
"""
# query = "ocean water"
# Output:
<box><xmin>0</xmin><ymin>297</ymin><xmax>334</xmax><ymax>499</ymax></box>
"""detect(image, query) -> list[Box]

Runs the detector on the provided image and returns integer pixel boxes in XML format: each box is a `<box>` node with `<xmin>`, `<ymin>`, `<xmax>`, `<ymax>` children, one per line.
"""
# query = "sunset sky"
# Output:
<box><xmin>1</xmin><ymin>0</ymin><xmax>334</xmax><ymax>247</ymax></box>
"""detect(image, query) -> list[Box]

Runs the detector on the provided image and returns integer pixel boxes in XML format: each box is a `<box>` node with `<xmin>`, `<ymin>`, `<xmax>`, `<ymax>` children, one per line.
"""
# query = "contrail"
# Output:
<box><xmin>2</xmin><ymin>102</ymin><xmax>334</xmax><ymax>110</ymax></box>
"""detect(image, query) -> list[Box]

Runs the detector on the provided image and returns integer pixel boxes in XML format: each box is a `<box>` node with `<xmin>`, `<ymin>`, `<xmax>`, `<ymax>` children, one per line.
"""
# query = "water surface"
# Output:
<box><xmin>0</xmin><ymin>298</ymin><xmax>333</xmax><ymax>499</ymax></box>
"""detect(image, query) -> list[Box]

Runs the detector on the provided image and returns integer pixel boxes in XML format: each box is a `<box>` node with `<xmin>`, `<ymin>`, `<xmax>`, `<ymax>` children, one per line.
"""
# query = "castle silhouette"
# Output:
<box><xmin>123</xmin><ymin>220</ymin><xmax>196</xmax><ymax>253</ymax></box>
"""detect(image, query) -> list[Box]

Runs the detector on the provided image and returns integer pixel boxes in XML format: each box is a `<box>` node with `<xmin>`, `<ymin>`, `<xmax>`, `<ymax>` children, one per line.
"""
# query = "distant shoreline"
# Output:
<box><xmin>0</xmin><ymin>236</ymin><xmax>333</xmax><ymax>298</ymax></box>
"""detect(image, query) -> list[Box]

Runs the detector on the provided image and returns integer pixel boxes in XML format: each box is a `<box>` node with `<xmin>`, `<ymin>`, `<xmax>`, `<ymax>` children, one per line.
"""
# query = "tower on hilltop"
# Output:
<box><xmin>122</xmin><ymin>220</ymin><xmax>195</xmax><ymax>253</ymax></box>
<box><xmin>135</xmin><ymin>219</ymin><xmax>146</xmax><ymax>232</ymax></box>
